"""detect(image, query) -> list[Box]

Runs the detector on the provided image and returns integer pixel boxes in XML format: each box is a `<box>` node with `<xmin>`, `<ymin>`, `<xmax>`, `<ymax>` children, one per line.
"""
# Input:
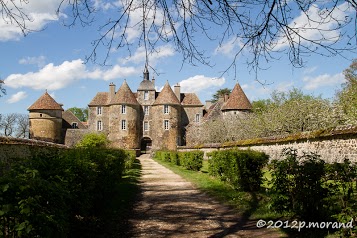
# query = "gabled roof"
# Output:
<box><xmin>110</xmin><ymin>80</ymin><xmax>139</xmax><ymax>105</ymax></box>
<box><xmin>88</xmin><ymin>92</ymin><xmax>109</xmax><ymax>106</ymax></box>
<box><xmin>181</xmin><ymin>93</ymin><xmax>203</xmax><ymax>106</ymax></box>
<box><xmin>28</xmin><ymin>91</ymin><xmax>64</xmax><ymax>111</ymax></box>
<box><xmin>221</xmin><ymin>83</ymin><xmax>252</xmax><ymax>111</ymax></box>
<box><xmin>203</xmin><ymin>101</ymin><xmax>224</xmax><ymax>121</ymax></box>
<box><xmin>153</xmin><ymin>81</ymin><xmax>180</xmax><ymax>105</ymax></box>
<box><xmin>62</xmin><ymin>110</ymin><xmax>87</xmax><ymax>129</ymax></box>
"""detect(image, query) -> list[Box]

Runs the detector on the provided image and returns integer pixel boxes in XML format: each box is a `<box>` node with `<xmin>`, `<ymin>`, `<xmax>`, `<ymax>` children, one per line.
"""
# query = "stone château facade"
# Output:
<box><xmin>28</xmin><ymin>66</ymin><xmax>252</xmax><ymax>151</ymax></box>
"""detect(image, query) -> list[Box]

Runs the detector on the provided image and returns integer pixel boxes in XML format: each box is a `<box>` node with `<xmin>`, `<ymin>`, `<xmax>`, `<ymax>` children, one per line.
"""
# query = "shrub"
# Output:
<box><xmin>269</xmin><ymin>148</ymin><xmax>328</xmax><ymax>220</ymax></box>
<box><xmin>208</xmin><ymin>149</ymin><xmax>269</xmax><ymax>191</ymax></box>
<box><xmin>76</xmin><ymin>133</ymin><xmax>109</xmax><ymax>148</ymax></box>
<box><xmin>178</xmin><ymin>151</ymin><xmax>204</xmax><ymax>171</ymax></box>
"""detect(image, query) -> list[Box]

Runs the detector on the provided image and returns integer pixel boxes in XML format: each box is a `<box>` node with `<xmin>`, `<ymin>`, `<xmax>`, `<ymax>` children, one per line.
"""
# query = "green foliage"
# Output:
<box><xmin>0</xmin><ymin>147</ymin><xmax>134</xmax><ymax>237</ymax></box>
<box><xmin>76</xmin><ymin>133</ymin><xmax>109</xmax><ymax>148</ymax></box>
<box><xmin>67</xmin><ymin>107</ymin><xmax>88</xmax><ymax>122</ymax></box>
<box><xmin>208</xmin><ymin>149</ymin><xmax>269</xmax><ymax>191</ymax></box>
<box><xmin>154</xmin><ymin>150</ymin><xmax>203</xmax><ymax>171</ymax></box>
<box><xmin>269</xmin><ymin>148</ymin><xmax>328</xmax><ymax>220</ymax></box>
<box><xmin>211</xmin><ymin>88</ymin><xmax>231</xmax><ymax>103</ymax></box>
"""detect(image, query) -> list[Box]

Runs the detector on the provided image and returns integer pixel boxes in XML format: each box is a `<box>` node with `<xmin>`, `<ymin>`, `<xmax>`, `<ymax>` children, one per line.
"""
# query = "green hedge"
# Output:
<box><xmin>154</xmin><ymin>150</ymin><xmax>204</xmax><ymax>171</ymax></box>
<box><xmin>208</xmin><ymin>149</ymin><xmax>269</xmax><ymax>191</ymax></box>
<box><xmin>0</xmin><ymin>147</ymin><xmax>135</xmax><ymax>237</ymax></box>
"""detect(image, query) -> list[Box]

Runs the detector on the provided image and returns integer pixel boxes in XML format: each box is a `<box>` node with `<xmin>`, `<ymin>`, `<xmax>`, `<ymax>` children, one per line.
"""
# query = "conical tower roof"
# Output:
<box><xmin>153</xmin><ymin>81</ymin><xmax>180</xmax><ymax>105</ymax></box>
<box><xmin>221</xmin><ymin>83</ymin><xmax>252</xmax><ymax>110</ymax></box>
<box><xmin>28</xmin><ymin>91</ymin><xmax>64</xmax><ymax>111</ymax></box>
<box><xmin>110</xmin><ymin>80</ymin><xmax>139</xmax><ymax>105</ymax></box>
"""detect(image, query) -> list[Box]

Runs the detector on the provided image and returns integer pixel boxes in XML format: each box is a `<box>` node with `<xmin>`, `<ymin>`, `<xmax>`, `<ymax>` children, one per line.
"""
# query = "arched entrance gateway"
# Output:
<box><xmin>140</xmin><ymin>137</ymin><xmax>152</xmax><ymax>154</ymax></box>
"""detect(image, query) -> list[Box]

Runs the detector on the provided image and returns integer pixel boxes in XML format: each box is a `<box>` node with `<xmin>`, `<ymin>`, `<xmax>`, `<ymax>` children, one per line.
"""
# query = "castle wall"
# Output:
<box><xmin>178</xmin><ymin>131</ymin><xmax>357</xmax><ymax>163</ymax></box>
<box><xmin>88</xmin><ymin>105</ymin><xmax>109</xmax><ymax>133</ymax></box>
<box><xmin>29</xmin><ymin>111</ymin><xmax>63</xmax><ymax>143</ymax></box>
<box><xmin>151</xmin><ymin>105</ymin><xmax>180</xmax><ymax>150</ymax></box>
<box><xmin>108</xmin><ymin>104</ymin><xmax>140</xmax><ymax>149</ymax></box>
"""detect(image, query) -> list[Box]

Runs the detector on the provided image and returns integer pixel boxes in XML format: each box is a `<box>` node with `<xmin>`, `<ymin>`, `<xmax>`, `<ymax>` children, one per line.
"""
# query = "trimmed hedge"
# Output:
<box><xmin>208</xmin><ymin>149</ymin><xmax>269</xmax><ymax>191</ymax></box>
<box><xmin>0</xmin><ymin>147</ymin><xmax>135</xmax><ymax>237</ymax></box>
<box><xmin>154</xmin><ymin>150</ymin><xmax>204</xmax><ymax>171</ymax></box>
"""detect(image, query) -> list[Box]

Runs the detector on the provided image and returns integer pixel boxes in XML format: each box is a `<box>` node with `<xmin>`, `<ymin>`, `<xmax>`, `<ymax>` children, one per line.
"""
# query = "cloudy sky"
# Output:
<box><xmin>0</xmin><ymin>1</ymin><xmax>355</xmax><ymax>114</ymax></box>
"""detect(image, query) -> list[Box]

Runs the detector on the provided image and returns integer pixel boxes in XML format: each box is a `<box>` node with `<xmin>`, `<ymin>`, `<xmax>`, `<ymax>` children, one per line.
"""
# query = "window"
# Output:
<box><xmin>164</xmin><ymin>120</ymin><xmax>169</xmax><ymax>130</ymax></box>
<box><xmin>144</xmin><ymin>106</ymin><xmax>149</xmax><ymax>115</ymax></box>
<box><xmin>144</xmin><ymin>121</ymin><xmax>149</xmax><ymax>131</ymax></box>
<box><xmin>72</xmin><ymin>122</ymin><xmax>78</xmax><ymax>129</ymax></box>
<box><xmin>164</xmin><ymin>105</ymin><xmax>169</xmax><ymax>114</ymax></box>
<box><xmin>40</xmin><ymin>113</ymin><xmax>42</xmax><ymax>117</ymax></box>
<box><xmin>97</xmin><ymin>121</ymin><xmax>102</xmax><ymax>131</ymax></box>
<box><xmin>195</xmin><ymin>114</ymin><xmax>200</xmax><ymax>122</ymax></box>
<box><xmin>121</xmin><ymin>105</ymin><xmax>126</xmax><ymax>114</ymax></box>
<box><xmin>97</xmin><ymin>106</ymin><xmax>102</xmax><ymax>115</ymax></box>
<box><xmin>144</xmin><ymin>91</ymin><xmax>149</xmax><ymax>100</ymax></box>
<box><xmin>121</xmin><ymin>120</ymin><xmax>126</xmax><ymax>130</ymax></box>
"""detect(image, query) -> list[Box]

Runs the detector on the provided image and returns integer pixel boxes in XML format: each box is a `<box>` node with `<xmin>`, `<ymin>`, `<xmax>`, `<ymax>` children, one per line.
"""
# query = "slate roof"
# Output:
<box><xmin>221</xmin><ymin>83</ymin><xmax>252</xmax><ymax>111</ymax></box>
<box><xmin>203</xmin><ymin>100</ymin><xmax>224</xmax><ymax>121</ymax></box>
<box><xmin>153</xmin><ymin>81</ymin><xmax>180</xmax><ymax>105</ymax></box>
<box><xmin>110</xmin><ymin>80</ymin><xmax>139</xmax><ymax>106</ymax></box>
<box><xmin>62</xmin><ymin>110</ymin><xmax>87</xmax><ymax>129</ymax></box>
<box><xmin>138</xmin><ymin>79</ymin><xmax>155</xmax><ymax>91</ymax></box>
<box><xmin>28</xmin><ymin>91</ymin><xmax>64</xmax><ymax>111</ymax></box>
<box><xmin>88</xmin><ymin>92</ymin><xmax>109</xmax><ymax>106</ymax></box>
<box><xmin>181</xmin><ymin>93</ymin><xmax>203</xmax><ymax>106</ymax></box>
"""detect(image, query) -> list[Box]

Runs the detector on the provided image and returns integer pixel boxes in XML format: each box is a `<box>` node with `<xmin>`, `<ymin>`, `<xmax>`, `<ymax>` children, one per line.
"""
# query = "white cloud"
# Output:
<box><xmin>19</xmin><ymin>56</ymin><xmax>46</xmax><ymax>67</ymax></box>
<box><xmin>179</xmin><ymin>75</ymin><xmax>225</xmax><ymax>93</ymax></box>
<box><xmin>6</xmin><ymin>91</ymin><xmax>27</xmax><ymax>103</ymax></box>
<box><xmin>303</xmin><ymin>66</ymin><xmax>318</xmax><ymax>75</ymax></box>
<box><xmin>214</xmin><ymin>37</ymin><xmax>243</xmax><ymax>56</ymax></box>
<box><xmin>303</xmin><ymin>72</ymin><xmax>345</xmax><ymax>90</ymax></box>
<box><xmin>4</xmin><ymin>59</ymin><xmax>138</xmax><ymax>90</ymax></box>
<box><xmin>122</xmin><ymin>45</ymin><xmax>175</xmax><ymax>65</ymax></box>
<box><xmin>275</xmin><ymin>2</ymin><xmax>353</xmax><ymax>50</ymax></box>
<box><xmin>0</xmin><ymin>1</ymin><xmax>63</xmax><ymax>41</ymax></box>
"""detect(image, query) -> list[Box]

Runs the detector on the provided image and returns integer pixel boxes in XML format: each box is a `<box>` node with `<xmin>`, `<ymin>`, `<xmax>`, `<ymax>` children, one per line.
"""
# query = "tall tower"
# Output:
<box><xmin>28</xmin><ymin>91</ymin><xmax>64</xmax><ymax>143</ymax></box>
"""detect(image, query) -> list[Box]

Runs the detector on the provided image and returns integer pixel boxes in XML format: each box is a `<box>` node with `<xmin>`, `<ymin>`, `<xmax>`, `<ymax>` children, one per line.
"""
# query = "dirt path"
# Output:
<box><xmin>129</xmin><ymin>154</ymin><xmax>285</xmax><ymax>238</ymax></box>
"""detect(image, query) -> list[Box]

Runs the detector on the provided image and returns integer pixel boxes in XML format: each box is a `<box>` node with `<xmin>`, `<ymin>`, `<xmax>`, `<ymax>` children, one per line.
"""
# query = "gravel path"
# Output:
<box><xmin>129</xmin><ymin>154</ymin><xmax>285</xmax><ymax>238</ymax></box>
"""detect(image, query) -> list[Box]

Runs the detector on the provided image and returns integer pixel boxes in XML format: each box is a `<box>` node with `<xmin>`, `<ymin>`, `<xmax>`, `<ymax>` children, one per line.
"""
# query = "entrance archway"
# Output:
<box><xmin>140</xmin><ymin>137</ymin><xmax>152</xmax><ymax>154</ymax></box>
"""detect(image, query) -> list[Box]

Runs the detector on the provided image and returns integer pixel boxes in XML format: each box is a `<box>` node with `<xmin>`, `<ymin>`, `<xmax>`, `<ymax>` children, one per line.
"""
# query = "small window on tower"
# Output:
<box><xmin>195</xmin><ymin>114</ymin><xmax>200</xmax><ymax>122</ymax></box>
<box><xmin>121</xmin><ymin>105</ymin><xmax>126</xmax><ymax>114</ymax></box>
<box><xmin>144</xmin><ymin>121</ymin><xmax>149</xmax><ymax>131</ymax></box>
<box><xmin>164</xmin><ymin>120</ymin><xmax>169</xmax><ymax>130</ymax></box>
<box><xmin>121</xmin><ymin>120</ymin><xmax>126</xmax><ymax>130</ymax></box>
<box><xmin>97</xmin><ymin>106</ymin><xmax>102</xmax><ymax>115</ymax></box>
<box><xmin>144</xmin><ymin>91</ymin><xmax>149</xmax><ymax>100</ymax></box>
<box><xmin>164</xmin><ymin>105</ymin><xmax>169</xmax><ymax>114</ymax></box>
<box><xmin>97</xmin><ymin>121</ymin><xmax>102</xmax><ymax>131</ymax></box>
<box><xmin>144</xmin><ymin>106</ymin><xmax>149</xmax><ymax>115</ymax></box>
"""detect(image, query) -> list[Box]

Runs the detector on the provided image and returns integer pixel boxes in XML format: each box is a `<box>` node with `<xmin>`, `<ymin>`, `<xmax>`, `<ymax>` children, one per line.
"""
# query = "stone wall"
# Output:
<box><xmin>0</xmin><ymin>136</ymin><xmax>67</xmax><ymax>161</ymax></box>
<box><xmin>178</xmin><ymin>128</ymin><xmax>357</xmax><ymax>163</ymax></box>
<box><xmin>63</xmin><ymin>129</ymin><xmax>91</xmax><ymax>147</ymax></box>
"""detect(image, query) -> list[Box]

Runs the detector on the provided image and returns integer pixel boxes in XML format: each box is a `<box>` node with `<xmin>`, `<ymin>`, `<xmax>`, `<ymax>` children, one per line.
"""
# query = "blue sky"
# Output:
<box><xmin>0</xmin><ymin>1</ymin><xmax>355</xmax><ymax>115</ymax></box>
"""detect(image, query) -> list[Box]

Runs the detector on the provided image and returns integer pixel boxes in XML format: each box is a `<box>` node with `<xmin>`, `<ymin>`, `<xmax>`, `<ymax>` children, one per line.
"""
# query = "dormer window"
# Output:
<box><xmin>164</xmin><ymin>105</ymin><xmax>169</xmax><ymax>114</ymax></box>
<box><xmin>72</xmin><ymin>122</ymin><xmax>78</xmax><ymax>129</ymax></box>
<box><xmin>144</xmin><ymin>91</ymin><xmax>149</xmax><ymax>100</ymax></box>
<box><xmin>121</xmin><ymin>105</ymin><xmax>126</xmax><ymax>114</ymax></box>
<box><xmin>97</xmin><ymin>106</ymin><xmax>102</xmax><ymax>115</ymax></box>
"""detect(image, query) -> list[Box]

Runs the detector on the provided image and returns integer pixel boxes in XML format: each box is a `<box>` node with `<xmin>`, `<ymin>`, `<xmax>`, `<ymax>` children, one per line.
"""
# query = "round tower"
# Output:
<box><xmin>152</xmin><ymin>81</ymin><xmax>181</xmax><ymax>151</ymax></box>
<box><xmin>221</xmin><ymin>83</ymin><xmax>253</xmax><ymax>117</ymax></box>
<box><xmin>108</xmin><ymin>80</ymin><xmax>140</xmax><ymax>149</ymax></box>
<box><xmin>28</xmin><ymin>91</ymin><xmax>64</xmax><ymax>143</ymax></box>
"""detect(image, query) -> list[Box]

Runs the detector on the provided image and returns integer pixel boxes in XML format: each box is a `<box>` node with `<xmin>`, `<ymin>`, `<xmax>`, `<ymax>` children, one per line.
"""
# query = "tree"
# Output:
<box><xmin>68</xmin><ymin>107</ymin><xmax>88</xmax><ymax>122</ymax></box>
<box><xmin>15</xmin><ymin>114</ymin><xmax>29</xmax><ymax>138</ymax></box>
<box><xmin>212</xmin><ymin>88</ymin><xmax>231</xmax><ymax>102</ymax></box>
<box><xmin>0</xmin><ymin>113</ymin><xmax>17</xmax><ymax>137</ymax></box>
<box><xmin>1</xmin><ymin>1</ymin><xmax>356</xmax><ymax>76</ymax></box>
<box><xmin>336</xmin><ymin>59</ymin><xmax>357</xmax><ymax>123</ymax></box>
<box><xmin>0</xmin><ymin>79</ymin><xmax>5</xmax><ymax>97</ymax></box>
<box><xmin>0</xmin><ymin>113</ymin><xmax>29</xmax><ymax>138</ymax></box>
<box><xmin>76</xmin><ymin>133</ymin><xmax>109</xmax><ymax>148</ymax></box>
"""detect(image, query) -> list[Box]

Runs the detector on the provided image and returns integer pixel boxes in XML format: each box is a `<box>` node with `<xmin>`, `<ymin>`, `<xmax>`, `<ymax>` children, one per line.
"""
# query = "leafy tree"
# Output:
<box><xmin>1</xmin><ymin>1</ymin><xmax>356</xmax><ymax>76</ymax></box>
<box><xmin>212</xmin><ymin>88</ymin><xmax>231</xmax><ymax>102</ymax></box>
<box><xmin>68</xmin><ymin>107</ymin><xmax>88</xmax><ymax>122</ymax></box>
<box><xmin>336</xmin><ymin>59</ymin><xmax>357</xmax><ymax>123</ymax></box>
<box><xmin>76</xmin><ymin>133</ymin><xmax>109</xmax><ymax>148</ymax></box>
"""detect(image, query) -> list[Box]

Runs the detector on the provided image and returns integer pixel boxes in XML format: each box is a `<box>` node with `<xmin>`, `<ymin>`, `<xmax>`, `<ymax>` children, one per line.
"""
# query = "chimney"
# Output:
<box><xmin>174</xmin><ymin>83</ymin><xmax>181</xmax><ymax>101</ymax></box>
<box><xmin>152</xmin><ymin>76</ymin><xmax>155</xmax><ymax>86</ymax></box>
<box><xmin>224</xmin><ymin>93</ymin><xmax>229</xmax><ymax>102</ymax></box>
<box><xmin>205</xmin><ymin>100</ymin><xmax>212</xmax><ymax>109</ymax></box>
<box><xmin>109</xmin><ymin>82</ymin><xmax>116</xmax><ymax>101</ymax></box>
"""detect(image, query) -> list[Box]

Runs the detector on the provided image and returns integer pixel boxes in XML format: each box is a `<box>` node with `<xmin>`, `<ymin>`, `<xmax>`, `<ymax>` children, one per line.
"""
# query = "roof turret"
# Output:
<box><xmin>153</xmin><ymin>81</ymin><xmax>180</xmax><ymax>105</ymax></box>
<box><xmin>110</xmin><ymin>80</ymin><xmax>139</xmax><ymax>105</ymax></box>
<box><xmin>28</xmin><ymin>91</ymin><xmax>64</xmax><ymax>111</ymax></box>
<box><xmin>221</xmin><ymin>83</ymin><xmax>252</xmax><ymax>111</ymax></box>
